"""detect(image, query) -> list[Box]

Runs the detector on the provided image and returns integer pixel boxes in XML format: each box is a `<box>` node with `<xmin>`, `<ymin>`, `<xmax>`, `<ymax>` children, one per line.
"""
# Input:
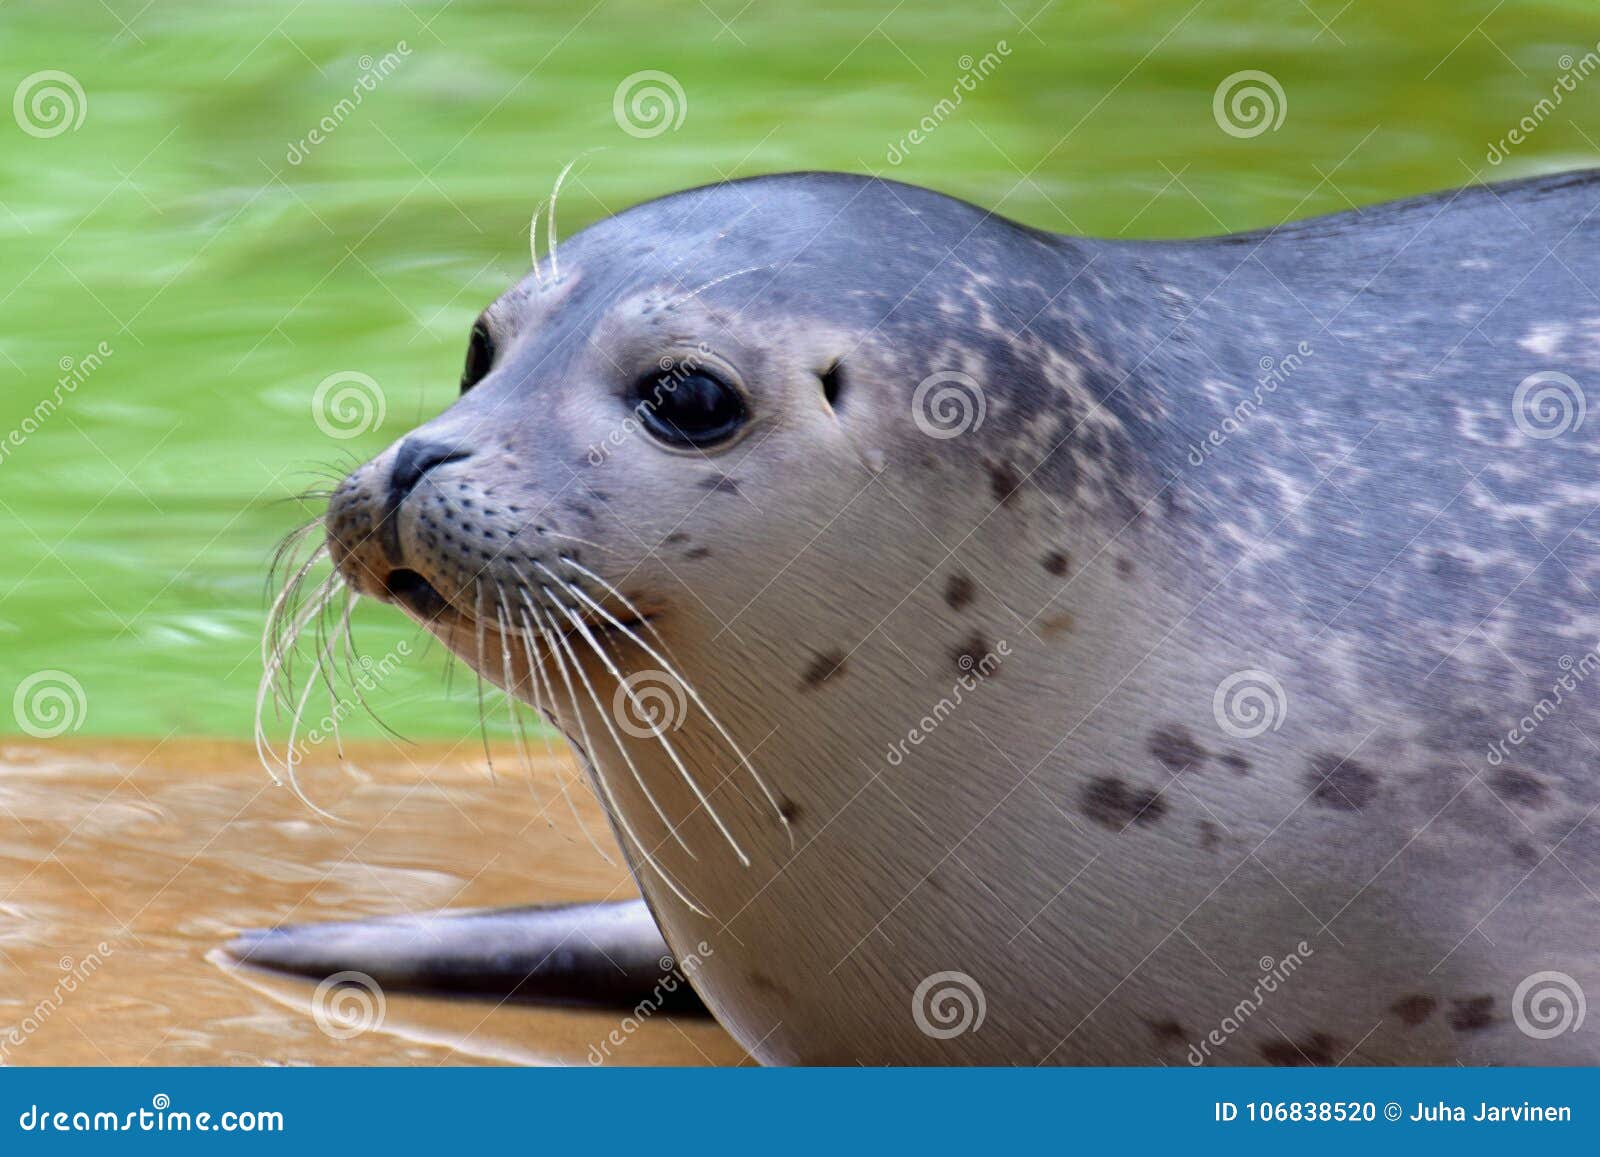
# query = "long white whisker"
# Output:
<box><xmin>524</xmin><ymin>589</ymin><xmax>695</xmax><ymax>859</ymax></box>
<box><xmin>548</xmin><ymin>556</ymin><xmax>791</xmax><ymax>844</ymax></box>
<box><xmin>548</xmin><ymin>159</ymin><xmax>578</xmax><ymax>283</ymax></box>
<box><xmin>490</xmin><ymin>587</ymin><xmax>536</xmax><ymax>778</ymax></box>
<box><xmin>528</xmin><ymin>199</ymin><xmax>546</xmax><ymax>290</ymax></box>
<box><xmin>532</xmin><ymin>590</ymin><xmax>705</xmax><ymax>915</ymax></box>
<box><xmin>512</xmin><ymin>603</ymin><xmax>616</xmax><ymax>865</ymax></box>
<box><xmin>543</xmin><ymin>577</ymin><xmax>748</xmax><ymax>867</ymax></box>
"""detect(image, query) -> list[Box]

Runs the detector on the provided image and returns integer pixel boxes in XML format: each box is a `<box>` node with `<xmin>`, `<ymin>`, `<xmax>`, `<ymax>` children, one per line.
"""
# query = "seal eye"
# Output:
<box><xmin>460</xmin><ymin>321</ymin><xmax>493</xmax><ymax>394</ymax></box>
<box><xmin>634</xmin><ymin>370</ymin><xmax>746</xmax><ymax>448</ymax></box>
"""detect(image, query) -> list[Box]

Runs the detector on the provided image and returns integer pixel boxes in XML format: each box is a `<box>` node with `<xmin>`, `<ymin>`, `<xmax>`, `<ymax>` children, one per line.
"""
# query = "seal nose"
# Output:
<box><xmin>388</xmin><ymin>437</ymin><xmax>470</xmax><ymax>506</ymax></box>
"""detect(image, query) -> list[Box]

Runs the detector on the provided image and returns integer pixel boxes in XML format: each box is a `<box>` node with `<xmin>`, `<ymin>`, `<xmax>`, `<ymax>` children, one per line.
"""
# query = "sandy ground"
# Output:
<box><xmin>0</xmin><ymin>737</ymin><xmax>745</xmax><ymax>1065</ymax></box>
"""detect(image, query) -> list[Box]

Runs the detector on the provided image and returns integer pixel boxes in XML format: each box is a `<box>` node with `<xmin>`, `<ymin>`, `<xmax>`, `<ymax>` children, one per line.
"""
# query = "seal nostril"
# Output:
<box><xmin>390</xmin><ymin>437</ymin><xmax>471</xmax><ymax>506</ymax></box>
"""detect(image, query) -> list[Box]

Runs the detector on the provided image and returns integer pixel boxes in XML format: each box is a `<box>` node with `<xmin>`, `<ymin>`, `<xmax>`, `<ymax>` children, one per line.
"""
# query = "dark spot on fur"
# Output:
<box><xmin>686</xmin><ymin>546</ymin><xmax>712</xmax><ymax>560</ymax></box>
<box><xmin>1447</xmin><ymin>995</ymin><xmax>1495</xmax><ymax>1032</ymax></box>
<box><xmin>1259</xmin><ymin>1032</ymin><xmax>1341</xmax><ymax>1066</ymax></box>
<box><xmin>1116</xmin><ymin>557</ymin><xmax>1134</xmax><ymax>578</ymax></box>
<box><xmin>1217</xmin><ymin>752</ymin><xmax>1251</xmax><ymax>775</ymax></box>
<box><xmin>1306</xmin><ymin>754</ymin><xmax>1379</xmax><ymax>811</ymax></box>
<box><xmin>951</xmin><ymin>633</ymin><xmax>992</xmax><ymax>673</ymax></box>
<box><xmin>1490</xmin><ymin>767</ymin><xmax>1547</xmax><ymax>807</ymax></box>
<box><xmin>1081</xmin><ymin>776</ymin><xmax>1167</xmax><ymax>831</ymax></box>
<box><xmin>747</xmin><ymin>971</ymin><xmax>792</xmax><ymax>998</ymax></box>
<box><xmin>1511</xmin><ymin>840</ymin><xmax>1539</xmax><ymax>866</ymax></box>
<box><xmin>944</xmin><ymin>573</ymin><xmax>975</xmax><ymax>610</ymax></box>
<box><xmin>665</xmin><ymin>532</ymin><xmax>689</xmax><ymax>545</ymax></box>
<box><xmin>776</xmin><ymin>796</ymin><xmax>802</xmax><ymax>824</ymax></box>
<box><xmin>1147</xmin><ymin>1018</ymin><xmax>1187</xmax><ymax>1046</ymax></box>
<box><xmin>1198</xmin><ymin>820</ymin><xmax>1222</xmax><ymax>850</ymax></box>
<box><xmin>1043</xmin><ymin>551</ymin><xmax>1070</xmax><ymax>577</ymax></box>
<box><xmin>801</xmin><ymin>651</ymin><xmax>847</xmax><ymax>690</ymax></box>
<box><xmin>1390</xmin><ymin>994</ymin><xmax>1436</xmax><ymax>1027</ymax></box>
<box><xmin>1148</xmin><ymin>725</ymin><xmax>1208</xmax><ymax>773</ymax></box>
<box><xmin>986</xmin><ymin>459</ymin><xmax>1024</xmax><ymax>506</ymax></box>
<box><xmin>700</xmin><ymin>474</ymin><xmax>741</xmax><ymax>495</ymax></box>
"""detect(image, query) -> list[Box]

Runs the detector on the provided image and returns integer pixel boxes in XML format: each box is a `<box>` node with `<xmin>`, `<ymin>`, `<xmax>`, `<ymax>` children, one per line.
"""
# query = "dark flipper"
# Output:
<box><xmin>222</xmin><ymin>899</ymin><xmax>708</xmax><ymax>1013</ymax></box>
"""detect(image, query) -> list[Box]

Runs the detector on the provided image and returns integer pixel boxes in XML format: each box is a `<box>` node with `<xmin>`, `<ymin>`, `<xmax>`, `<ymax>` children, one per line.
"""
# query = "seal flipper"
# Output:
<box><xmin>223</xmin><ymin>899</ymin><xmax>708</xmax><ymax>1013</ymax></box>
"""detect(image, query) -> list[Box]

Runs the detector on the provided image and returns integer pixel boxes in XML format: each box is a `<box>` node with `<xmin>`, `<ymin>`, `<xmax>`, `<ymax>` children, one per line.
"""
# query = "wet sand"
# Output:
<box><xmin>0</xmin><ymin>738</ymin><xmax>745</xmax><ymax>1066</ymax></box>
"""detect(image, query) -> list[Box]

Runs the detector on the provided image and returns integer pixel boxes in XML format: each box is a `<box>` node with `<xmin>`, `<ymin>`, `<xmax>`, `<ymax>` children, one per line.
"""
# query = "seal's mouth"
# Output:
<box><xmin>382</xmin><ymin>566</ymin><xmax>650</xmax><ymax>644</ymax></box>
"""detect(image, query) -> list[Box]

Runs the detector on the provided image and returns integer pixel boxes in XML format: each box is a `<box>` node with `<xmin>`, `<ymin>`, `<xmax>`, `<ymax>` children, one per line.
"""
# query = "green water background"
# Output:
<box><xmin>2</xmin><ymin>0</ymin><xmax>1598</xmax><ymax>739</ymax></box>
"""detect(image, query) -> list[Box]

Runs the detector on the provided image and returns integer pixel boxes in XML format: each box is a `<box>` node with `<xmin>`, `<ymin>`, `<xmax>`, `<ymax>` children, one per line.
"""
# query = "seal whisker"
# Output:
<box><xmin>550</xmin><ymin>556</ymin><xmax>793</xmax><ymax>845</ymax></box>
<box><xmin>527</xmin><ymin>199</ymin><xmax>546</xmax><ymax>291</ymax></box>
<box><xmin>489</xmin><ymin>585</ymin><xmax>538</xmax><ymax>782</ymax></box>
<box><xmin>546</xmin><ymin>156</ymin><xmax>584</xmax><ymax>285</ymax></box>
<box><xmin>528</xmin><ymin>594</ymin><xmax>706</xmax><ymax>915</ymax></box>
<box><xmin>471</xmin><ymin>583</ymin><xmax>501</xmax><ymax>783</ymax></box>
<box><xmin>511</xmin><ymin>601</ymin><xmax>617</xmax><ymax>866</ymax></box>
<box><xmin>536</xmin><ymin>570</ymin><xmax>751</xmax><ymax>867</ymax></box>
<box><xmin>674</xmin><ymin>263</ymin><xmax>777</xmax><ymax>306</ymax></box>
<box><xmin>519</xmin><ymin>583</ymin><xmax>697</xmax><ymax>860</ymax></box>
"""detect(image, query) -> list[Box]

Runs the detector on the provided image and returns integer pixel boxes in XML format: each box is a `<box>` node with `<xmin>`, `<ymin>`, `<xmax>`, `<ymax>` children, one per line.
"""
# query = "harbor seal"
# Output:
<box><xmin>245</xmin><ymin>169</ymin><xmax>1600</xmax><ymax>1064</ymax></box>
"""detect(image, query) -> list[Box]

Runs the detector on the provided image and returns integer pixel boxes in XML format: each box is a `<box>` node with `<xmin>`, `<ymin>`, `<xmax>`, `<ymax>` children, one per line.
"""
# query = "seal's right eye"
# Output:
<box><xmin>460</xmin><ymin>321</ymin><xmax>494</xmax><ymax>394</ymax></box>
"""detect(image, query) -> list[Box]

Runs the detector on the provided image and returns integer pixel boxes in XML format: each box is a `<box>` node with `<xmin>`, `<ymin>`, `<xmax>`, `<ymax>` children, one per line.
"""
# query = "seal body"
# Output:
<box><xmin>306</xmin><ymin>171</ymin><xmax>1600</xmax><ymax>1064</ymax></box>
